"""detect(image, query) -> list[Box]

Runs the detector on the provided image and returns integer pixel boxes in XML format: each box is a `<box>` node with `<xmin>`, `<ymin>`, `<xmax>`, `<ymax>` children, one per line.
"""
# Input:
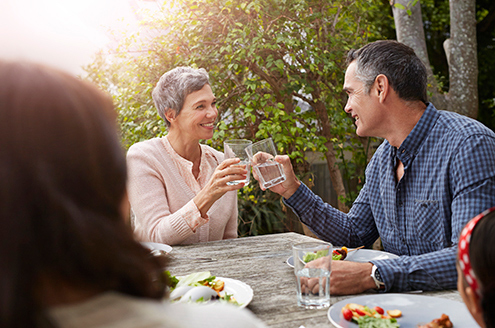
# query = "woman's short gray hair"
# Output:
<box><xmin>152</xmin><ymin>67</ymin><xmax>210</xmax><ymax>127</ymax></box>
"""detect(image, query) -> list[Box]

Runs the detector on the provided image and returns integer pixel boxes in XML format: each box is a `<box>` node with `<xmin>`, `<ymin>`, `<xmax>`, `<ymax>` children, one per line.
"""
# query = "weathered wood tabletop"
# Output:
<box><xmin>166</xmin><ymin>232</ymin><xmax>463</xmax><ymax>328</ymax></box>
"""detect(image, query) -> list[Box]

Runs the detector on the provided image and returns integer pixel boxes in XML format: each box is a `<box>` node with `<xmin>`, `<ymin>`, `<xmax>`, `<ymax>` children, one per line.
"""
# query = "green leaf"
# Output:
<box><xmin>83</xmin><ymin>0</ymin><xmax>376</xmax><ymax>237</ymax></box>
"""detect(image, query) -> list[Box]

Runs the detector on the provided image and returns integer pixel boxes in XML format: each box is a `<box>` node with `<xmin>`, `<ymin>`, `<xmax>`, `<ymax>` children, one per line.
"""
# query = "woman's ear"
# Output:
<box><xmin>464</xmin><ymin>286</ymin><xmax>486</xmax><ymax>327</ymax></box>
<box><xmin>164</xmin><ymin>109</ymin><xmax>177</xmax><ymax>123</ymax></box>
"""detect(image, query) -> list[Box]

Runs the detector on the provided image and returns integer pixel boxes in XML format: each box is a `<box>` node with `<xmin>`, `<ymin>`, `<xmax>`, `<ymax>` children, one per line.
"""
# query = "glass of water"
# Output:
<box><xmin>292</xmin><ymin>242</ymin><xmax>332</xmax><ymax>309</ymax></box>
<box><xmin>224</xmin><ymin>139</ymin><xmax>252</xmax><ymax>186</ymax></box>
<box><xmin>244</xmin><ymin>138</ymin><xmax>286</xmax><ymax>189</ymax></box>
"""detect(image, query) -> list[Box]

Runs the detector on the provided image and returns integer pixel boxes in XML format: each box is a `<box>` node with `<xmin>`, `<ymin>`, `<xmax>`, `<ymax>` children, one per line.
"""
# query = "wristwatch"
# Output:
<box><xmin>371</xmin><ymin>264</ymin><xmax>385</xmax><ymax>290</ymax></box>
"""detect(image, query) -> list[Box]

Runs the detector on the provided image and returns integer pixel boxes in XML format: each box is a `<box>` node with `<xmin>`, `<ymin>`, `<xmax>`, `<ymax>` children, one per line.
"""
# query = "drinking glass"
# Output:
<box><xmin>244</xmin><ymin>138</ymin><xmax>286</xmax><ymax>189</ymax></box>
<box><xmin>292</xmin><ymin>241</ymin><xmax>332</xmax><ymax>309</ymax></box>
<box><xmin>224</xmin><ymin>139</ymin><xmax>252</xmax><ymax>186</ymax></box>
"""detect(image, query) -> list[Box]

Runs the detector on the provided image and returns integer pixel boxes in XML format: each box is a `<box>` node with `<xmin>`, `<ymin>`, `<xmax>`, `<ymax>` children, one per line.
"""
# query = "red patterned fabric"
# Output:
<box><xmin>458</xmin><ymin>206</ymin><xmax>495</xmax><ymax>296</ymax></box>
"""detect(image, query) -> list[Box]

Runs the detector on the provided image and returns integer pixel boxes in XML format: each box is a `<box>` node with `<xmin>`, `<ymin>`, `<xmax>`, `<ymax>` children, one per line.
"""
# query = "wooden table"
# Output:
<box><xmin>166</xmin><ymin>232</ymin><xmax>463</xmax><ymax>328</ymax></box>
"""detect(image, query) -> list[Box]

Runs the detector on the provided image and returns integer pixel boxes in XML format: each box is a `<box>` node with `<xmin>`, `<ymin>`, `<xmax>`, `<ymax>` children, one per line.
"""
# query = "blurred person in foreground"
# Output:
<box><xmin>127</xmin><ymin>67</ymin><xmax>246</xmax><ymax>246</ymax></box>
<box><xmin>457</xmin><ymin>207</ymin><xmax>495</xmax><ymax>328</ymax></box>
<box><xmin>254</xmin><ymin>40</ymin><xmax>495</xmax><ymax>294</ymax></box>
<box><xmin>0</xmin><ymin>61</ymin><xmax>265</xmax><ymax>328</ymax></box>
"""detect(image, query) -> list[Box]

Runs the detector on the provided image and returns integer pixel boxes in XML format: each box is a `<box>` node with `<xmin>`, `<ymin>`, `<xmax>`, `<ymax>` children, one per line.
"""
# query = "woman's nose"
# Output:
<box><xmin>206</xmin><ymin>105</ymin><xmax>217</xmax><ymax>118</ymax></box>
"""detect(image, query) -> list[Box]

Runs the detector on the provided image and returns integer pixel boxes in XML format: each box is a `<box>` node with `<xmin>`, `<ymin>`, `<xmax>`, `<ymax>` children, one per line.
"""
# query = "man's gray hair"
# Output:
<box><xmin>152</xmin><ymin>67</ymin><xmax>210</xmax><ymax>127</ymax></box>
<box><xmin>346</xmin><ymin>40</ymin><xmax>427</xmax><ymax>104</ymax></box>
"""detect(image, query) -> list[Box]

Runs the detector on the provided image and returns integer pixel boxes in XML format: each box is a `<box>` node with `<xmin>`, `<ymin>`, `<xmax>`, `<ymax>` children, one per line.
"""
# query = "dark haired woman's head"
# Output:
<box><xmin>0</xmin><ymin>61</ymin><xmax>165</xmax><ymax>327</ymax></box>
<box><xmin>346</xmin><ymin>40</ymin><xmax>428</xmax><ymax>104</ymax></box>
<box><xmin>457</xmin><ymin>207</ymin><xmax>495</xmax><ymax>328</ymax></box>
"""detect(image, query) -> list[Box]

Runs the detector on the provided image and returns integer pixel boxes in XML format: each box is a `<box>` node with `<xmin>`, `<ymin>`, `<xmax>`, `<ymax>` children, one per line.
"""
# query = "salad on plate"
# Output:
<box><xmin>342</xmin><ymin>303</ymin><xmax>401</xmax><ymax>328</ymax></box>
<box><xmin>164</xmin><ymin>271</ymin><xmax>242</xmax><ymax>306</ymax></box>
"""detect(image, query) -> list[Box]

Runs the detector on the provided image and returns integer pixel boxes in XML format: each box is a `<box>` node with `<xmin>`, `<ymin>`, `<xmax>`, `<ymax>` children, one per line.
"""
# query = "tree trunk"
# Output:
<box><xmin>312</xmin><ymin>101</ymin><xmax>349</xmax><ymax>213</ymax></box>
<box><xmin>391</xmin><ymin>0</ymin><xmax>448</xmax><ymax>110</ymax></box>
<box><xmin>391</xmin><ymin>0</ymin><xmax>478</xmax><ymax>118</ymax></box>
<box><xmin>447</xmin><ymin>0</ymin><xmax>478</xmax><ymax>118</ymax></box>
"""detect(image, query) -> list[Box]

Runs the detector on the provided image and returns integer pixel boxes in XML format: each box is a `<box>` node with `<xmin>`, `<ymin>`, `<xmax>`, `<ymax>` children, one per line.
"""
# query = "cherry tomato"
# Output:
<box><xmin>374</xmin><ymin>306</ymin><xmax>384</xmax><ymax>315</ymax></box>
<box><xmin>342</xmin><ymin>308</ymin><xmax>353</xmax><ymax>321</ymax></box>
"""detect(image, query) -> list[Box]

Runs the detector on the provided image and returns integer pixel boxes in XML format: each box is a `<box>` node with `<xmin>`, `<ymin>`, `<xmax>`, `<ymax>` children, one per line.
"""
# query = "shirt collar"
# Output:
<box><xmin>396</xmin><ymin>103</ymin><xmax>440</xmax><ymax>165</ymax></box>
<box><xmin>163</xmin><ymin>135</ymin><xmax>193</xmax><ymax>171</ymax></box>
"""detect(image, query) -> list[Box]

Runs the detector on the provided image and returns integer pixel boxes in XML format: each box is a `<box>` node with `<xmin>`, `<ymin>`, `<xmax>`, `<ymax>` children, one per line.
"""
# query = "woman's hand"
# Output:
<box><xmin>193</xmin><ymin>158</ymin><xmax>247</xmax><ymax>217</ymax></box>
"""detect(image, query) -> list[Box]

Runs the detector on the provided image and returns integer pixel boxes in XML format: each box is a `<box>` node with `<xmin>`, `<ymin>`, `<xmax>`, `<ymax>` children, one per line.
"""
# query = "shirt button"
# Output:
<box><xmin>401</xmin><ymin>149</ymin><xmax>405</xmax><ymax>153</ymax></box>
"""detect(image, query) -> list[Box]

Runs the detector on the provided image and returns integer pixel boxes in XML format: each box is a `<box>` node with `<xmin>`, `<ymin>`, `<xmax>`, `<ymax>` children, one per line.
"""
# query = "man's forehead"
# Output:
<box><xmin>345</xmin><ymin>61</ymin><xmax>357</xmax><ymax>77</ymax></box>
<box><xmin>343</xmin><ymin>62</ymin><xmax>357</xmax><ymax>90</ymax></box>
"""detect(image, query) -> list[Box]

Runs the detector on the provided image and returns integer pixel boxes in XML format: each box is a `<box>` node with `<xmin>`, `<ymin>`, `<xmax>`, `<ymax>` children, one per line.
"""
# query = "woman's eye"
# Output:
<box><xmin>196</xmin><ymin>105</ymin><xmax>204</xmax><ymax>109</ymax></box>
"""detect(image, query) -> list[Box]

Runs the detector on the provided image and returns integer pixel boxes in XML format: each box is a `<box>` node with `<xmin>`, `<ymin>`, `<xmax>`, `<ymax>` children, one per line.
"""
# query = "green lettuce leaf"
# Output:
<box><xmin>303</xmin><ymin>249</ymin><xmax>329</xmax><ymax>262</ymax></box>
<box><xmin>354</xmin><ymin>316</ymin><xmax>399</xmax><ymax>328</ymax></box>
<box><xmin>176</xmin><ymin>271</ymin><xmax>212</xmax><ymax>288</ymax></box>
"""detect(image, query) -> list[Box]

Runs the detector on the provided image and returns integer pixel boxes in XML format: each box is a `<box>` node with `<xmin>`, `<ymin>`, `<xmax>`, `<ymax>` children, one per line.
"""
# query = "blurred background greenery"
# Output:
<box><xmin>84</xmin><ymin>0</ymin><xmax>495</xmax><ymax>237</ymax></box>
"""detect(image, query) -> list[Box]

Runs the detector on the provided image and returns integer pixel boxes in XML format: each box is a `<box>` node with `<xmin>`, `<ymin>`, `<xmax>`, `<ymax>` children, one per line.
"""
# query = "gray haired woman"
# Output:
<box><xmin>127</xmin><ymin>67</ymin><xmax>246</xmax><ymax>245</ymax></box>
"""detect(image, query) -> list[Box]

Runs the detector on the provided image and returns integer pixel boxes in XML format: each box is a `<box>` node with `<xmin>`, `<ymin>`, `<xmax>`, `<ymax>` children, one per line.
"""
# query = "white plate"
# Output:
<box><xmin>327</xmin><ymin>294</ymin><xmax>478</xmax><ymax>328</ymax></box>
<box><xmin>217</xmin><ymin>277</ymin><xmax>253</xmax><ymax>308</ymax></box>
<box><xmin>141</xmin><ymin>241</ymin><xmax>173</xmax><ymax>254</ymax></box>
<box><xmin>286</xmin><ymin>248</ymin><xmax>399</xmax><ymax>268</ymax></box>
<box><xmin>345</xmin><ymin>249</ymin><xmax>399</xmax><ymax>262</ymax></box>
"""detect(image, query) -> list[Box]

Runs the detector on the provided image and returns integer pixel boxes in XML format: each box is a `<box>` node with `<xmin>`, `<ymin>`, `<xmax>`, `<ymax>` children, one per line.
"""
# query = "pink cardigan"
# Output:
<box><xmin>127</xmin><ymin>137</ymin><xmax>238</xmax><ymax>245</ymax></box>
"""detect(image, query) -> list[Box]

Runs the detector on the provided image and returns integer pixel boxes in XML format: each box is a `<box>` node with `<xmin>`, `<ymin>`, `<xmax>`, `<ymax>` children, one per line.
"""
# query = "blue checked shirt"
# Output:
<box><xmin>285</xmin><ymin>104</ymin><xmax>495</xmax><ymax>292</ymax></box>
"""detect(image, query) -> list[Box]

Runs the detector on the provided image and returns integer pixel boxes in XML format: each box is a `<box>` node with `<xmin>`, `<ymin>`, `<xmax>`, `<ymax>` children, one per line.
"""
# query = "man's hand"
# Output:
<box><xmin>329</xmin><ymin>261</ymin><xmax>377</xmax><ymax>295</ymax></box>
<box><xmin>298</xmin><ymin>255</ymin><xmax>332</xmax><ymax>295</ymax></box>
<box><xmin>300</xmin><ymin>258</ymin><xmax>377</xmax><ymax>296</ymax></box>
<box><xmin>252</xmin><ymin>155</ymin><xmax>300</xmax><ymax>199</ymax></box>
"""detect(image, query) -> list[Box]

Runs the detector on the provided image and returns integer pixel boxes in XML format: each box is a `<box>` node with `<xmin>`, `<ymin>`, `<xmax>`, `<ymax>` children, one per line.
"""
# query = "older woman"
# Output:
<box><xmin>0</xmin><ymin>60</ymin><xmax>265</xmax><ymax>328</ymax></box>
<box><xmin>127</xmin><ymin>67</ymin><xmax>246</xmax><ymax>245</ymax></box>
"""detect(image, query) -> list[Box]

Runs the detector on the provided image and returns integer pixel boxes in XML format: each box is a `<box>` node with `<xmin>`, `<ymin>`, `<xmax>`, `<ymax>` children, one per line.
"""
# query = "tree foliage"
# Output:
<box><xmin>84</xmin><ymin>0</ymin><xmax>384</xmax><ymax>235</ymax></box>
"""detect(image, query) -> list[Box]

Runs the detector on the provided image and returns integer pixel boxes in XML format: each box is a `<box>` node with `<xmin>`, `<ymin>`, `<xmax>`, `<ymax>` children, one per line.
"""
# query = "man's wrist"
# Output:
<box><xmin>370</xmin><ymin>264</ymin><xmax>385</xmax><ymax>290</ymax></box>
<box><xmin>282</xmin><ymin>180</ymin><xmax>301</xmax><ymax>199</ymax></box>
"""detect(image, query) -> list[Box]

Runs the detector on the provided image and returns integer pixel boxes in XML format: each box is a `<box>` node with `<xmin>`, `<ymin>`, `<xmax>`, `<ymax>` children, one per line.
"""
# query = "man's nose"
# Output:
<box><xmin>344</xmin><ymin>99</ymin><xmax>351</xmax><ymax>113</ymax></box>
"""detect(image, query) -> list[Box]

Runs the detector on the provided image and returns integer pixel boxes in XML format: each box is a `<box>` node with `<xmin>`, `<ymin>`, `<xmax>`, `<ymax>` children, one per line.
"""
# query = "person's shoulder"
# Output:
<box><xmin>127</xmin><ymin>137</ymin><xmax>167</xmax><ymax>157</ymax></box>
<box><xmin>436</xmin><ymin>110</ymin><xmax>495</xmax><ymax>138</ymax></box>
<box><xmin>172</xmin><ymin>302</ymin><xmax>267</xmax><ymax>328</ymax></box>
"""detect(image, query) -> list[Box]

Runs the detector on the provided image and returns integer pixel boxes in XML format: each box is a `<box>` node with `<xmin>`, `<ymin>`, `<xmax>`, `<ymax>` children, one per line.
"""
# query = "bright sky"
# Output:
<box><xmin>0</xmin><ymin>0</ymin><xmax>143</xmax><ymax>75</ymax></box>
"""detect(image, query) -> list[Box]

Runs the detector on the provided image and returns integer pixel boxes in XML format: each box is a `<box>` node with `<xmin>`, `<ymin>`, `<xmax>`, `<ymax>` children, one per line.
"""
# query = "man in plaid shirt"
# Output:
<box><xmin>258</xmin><ymin>40</ymin><xmax>495</xmax><ymax>294</ymax></box>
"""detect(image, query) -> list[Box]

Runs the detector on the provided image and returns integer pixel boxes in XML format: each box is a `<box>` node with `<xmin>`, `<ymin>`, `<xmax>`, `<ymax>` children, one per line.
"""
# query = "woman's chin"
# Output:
<box><xmin>201</xmin><ymin>130</ymin><xmax>215</xmax><ymax>140</ymax></box>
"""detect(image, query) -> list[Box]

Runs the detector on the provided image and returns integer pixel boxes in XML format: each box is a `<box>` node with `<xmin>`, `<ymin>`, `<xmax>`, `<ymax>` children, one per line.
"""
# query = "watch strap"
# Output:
<box><xmin>371</xmin><ymin>264</ymin><xmax>385</xmax><ymax>290</ymax></box>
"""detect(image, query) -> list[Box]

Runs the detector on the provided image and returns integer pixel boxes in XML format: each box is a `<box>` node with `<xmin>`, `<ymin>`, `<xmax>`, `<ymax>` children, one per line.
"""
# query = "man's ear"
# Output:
<box><xmin>164</xmin><ymin>109</ymin><xmax>177</xmax><ymax>123</ymax></box>
<box><xmin>374</xmin><ymin>74</ymin><xmax>389</xmax><ymax>103</ymax></box>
